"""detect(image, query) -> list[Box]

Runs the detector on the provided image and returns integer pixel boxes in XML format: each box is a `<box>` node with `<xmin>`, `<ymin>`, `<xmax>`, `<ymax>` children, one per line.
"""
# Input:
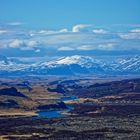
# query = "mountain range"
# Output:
<box><xmin>0</xmin><ymin>55</ymin><xmax>140</xmax><ymax>76</ymax></box>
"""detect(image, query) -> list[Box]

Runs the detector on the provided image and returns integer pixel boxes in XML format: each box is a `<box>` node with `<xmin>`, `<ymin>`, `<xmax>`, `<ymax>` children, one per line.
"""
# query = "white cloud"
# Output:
<box><xmin>8</xmin><ymin>39</ymin><xmax>38</xmax><ymax>49</ymax></box>
<box><xmin>59</xmin><ymin>28</ymin><xmax>68</xmax><ymax>33</ymax></box>
<box><xmin>72</xmin><ymin>24</ymin><xmax>91</xmax><ymax>32</ymax></box>
<box><xmin>72</xmin><ymin>25</ymin><xmax>107</xmax><ymax>34</ymax></box>
<box><xmin>118</xmin><ymin>28</ymin><xmax>140</xmax><ymax>40</ymax></box>
<box><xmin>0</xmin><ymin>30</ymin><xmax>9</xmax><ymax>34</ymax></box>
<box><xmin>77</xmin><ymin>45</ymin><xmax>94</xmax><ymax>50</ymax></box>
<box><xmin>76</xmin><ymin>43</ymin><xmax>115</xmax><ymax>51</ymax></box>
<box><xmin>7</xmin><ymin>22</ymin><xmax>23</xmax><ymax>26</ymax></box>
<box><xmin>119</xmin><ymin>33</ymin><xmax>140</xmax><ymax>40</ymax></box>
<box><xmin>35</xmin><ymin>49</ymin><xmax>41</xmax><ymax>53</ymax></box>
<box><xmin>92</xmin><ymin>29</ymin><xmax>107</xmax><ymax>34</ymax></box>
<box><xmin>130</xmin><ymin>29</ymin><xmax>140</xmax><ymax>33</ymax></box>
<box><xmin>25</xmin><ymin>40</ymin><xmax>38</xmax><ymax>47</ymax></box>
<box><xmin>39</xmin><ymin>30</ymin><xmax>58</xmax><ymax>35</ymax></box>
<box><xmin>98</xmin><ymin>43</ymin><xmax>115</xmax><ymax>50</ymax></box>
<box><xmin>58</xmin><ymin>46</ymin><xmax>74</xmax><ymax>51</ymax></box>
<box><xmin>32</xmin><ymin>28</ymin><xmax>69</xmax><ymax>36</ymax></box>
<box><xmin>9</xmin><ymin>39</ymin><xmax>24</xmax><ymax>48</ymax></box>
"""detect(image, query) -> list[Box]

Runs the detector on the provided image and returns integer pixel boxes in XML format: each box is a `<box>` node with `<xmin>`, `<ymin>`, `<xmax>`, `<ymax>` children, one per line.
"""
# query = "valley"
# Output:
<box><xmin>0</xmin><ymin>76</ymin><xmax>140</xmax><ymax>139</ymax></box>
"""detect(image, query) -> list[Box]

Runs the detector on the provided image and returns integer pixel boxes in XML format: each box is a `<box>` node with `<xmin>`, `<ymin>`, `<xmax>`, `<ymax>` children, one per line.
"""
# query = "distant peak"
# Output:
<box><xmin>55</xmin><ymin>55</ymin><xmax>94</xmax><ymax>65</ymax></box>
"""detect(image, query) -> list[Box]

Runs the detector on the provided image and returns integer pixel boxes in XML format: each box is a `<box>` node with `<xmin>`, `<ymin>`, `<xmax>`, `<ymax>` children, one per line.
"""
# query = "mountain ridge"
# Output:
<box><xmin>0</xmin><ymin>55</ymin><xmax>140</xmax><ymax>76</ymax></box>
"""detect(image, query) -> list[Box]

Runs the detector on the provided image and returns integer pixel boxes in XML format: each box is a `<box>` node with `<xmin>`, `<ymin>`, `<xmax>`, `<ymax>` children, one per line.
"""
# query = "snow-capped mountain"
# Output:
<box><xmin>0</xmin><ymin>55</ymin><xmax>140</xmax><ymax>76</ymax></box>
<box><xmin>0</xmin><ymin>55</ymin><xmax>9</xmax><ymax>65</ymax></box>
<box><xmin>115</xmin><ymin>56</ymin><xmax>140</xmax><ymax>73</ymax></box>
<box><xmin>28</xmin><ymin>55</ymin><xmax>106</xmax><ymax>75</ymax></box>
<box><xmin>0</xmin><ymin>55</ymin><xmax>31</xmax><ymax>74</ymax></box>
<box><xmin>47</xmin><ymin>55</ymin><xmax>98</xmax><ymax>66</ymax></box>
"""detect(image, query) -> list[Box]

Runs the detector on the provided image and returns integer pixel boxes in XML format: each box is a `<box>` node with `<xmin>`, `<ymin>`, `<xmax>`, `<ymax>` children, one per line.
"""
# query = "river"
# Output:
<box><xmin>36</xmin><ymin>96</ymin><xmax>77</xmax><ymax>118</ymax></box>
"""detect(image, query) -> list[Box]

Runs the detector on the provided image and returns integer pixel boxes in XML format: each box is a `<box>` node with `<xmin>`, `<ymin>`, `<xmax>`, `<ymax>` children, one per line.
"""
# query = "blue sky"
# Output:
<box><xmin>0</xmin><ymin>0</ymin><xmax>140</xmax><ymax>29</ymax></box>
<box><xmin>0</xmin><ymin>0</ymin><xmax>140</xmax><ymax>57</ymax></box>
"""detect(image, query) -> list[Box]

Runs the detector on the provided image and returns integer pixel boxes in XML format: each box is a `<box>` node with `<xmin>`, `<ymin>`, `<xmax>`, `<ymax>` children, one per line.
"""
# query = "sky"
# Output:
<box><xmin>0</xmin><ymin>0</ymin><xmax>140</xmax><ymax>29</ymax></box>
<box><xmin>0</xmin><ymin>0</ymin><xmax>140</xmax><ymax>57</ymax></box>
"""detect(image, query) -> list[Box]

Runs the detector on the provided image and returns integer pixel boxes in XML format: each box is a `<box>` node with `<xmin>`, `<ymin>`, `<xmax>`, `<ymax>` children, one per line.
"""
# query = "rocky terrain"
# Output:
<box><xmin>0</xmin><ymin>76</ymin><xmax>140</xmax><ymax>139</ymax></box>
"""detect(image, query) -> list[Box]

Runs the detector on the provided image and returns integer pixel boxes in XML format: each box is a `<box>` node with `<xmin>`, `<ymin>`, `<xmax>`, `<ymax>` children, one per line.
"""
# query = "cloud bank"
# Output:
<box><xmin>0</xmin><ymin>23</ymin><xmax>140</xmax><ymax>56</ymax></box>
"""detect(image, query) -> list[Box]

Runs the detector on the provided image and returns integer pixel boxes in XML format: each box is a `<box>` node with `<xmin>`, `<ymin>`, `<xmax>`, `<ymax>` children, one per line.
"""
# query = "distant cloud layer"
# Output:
<box><xmin>0</xmin><ymin>23</ymin><xmax>140</xmax><ymax>56</ymax></box>
<box><xmin>7</xmin><ymin>22</ymin><xmax>24</xmax><ymax>26</ymax></box>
